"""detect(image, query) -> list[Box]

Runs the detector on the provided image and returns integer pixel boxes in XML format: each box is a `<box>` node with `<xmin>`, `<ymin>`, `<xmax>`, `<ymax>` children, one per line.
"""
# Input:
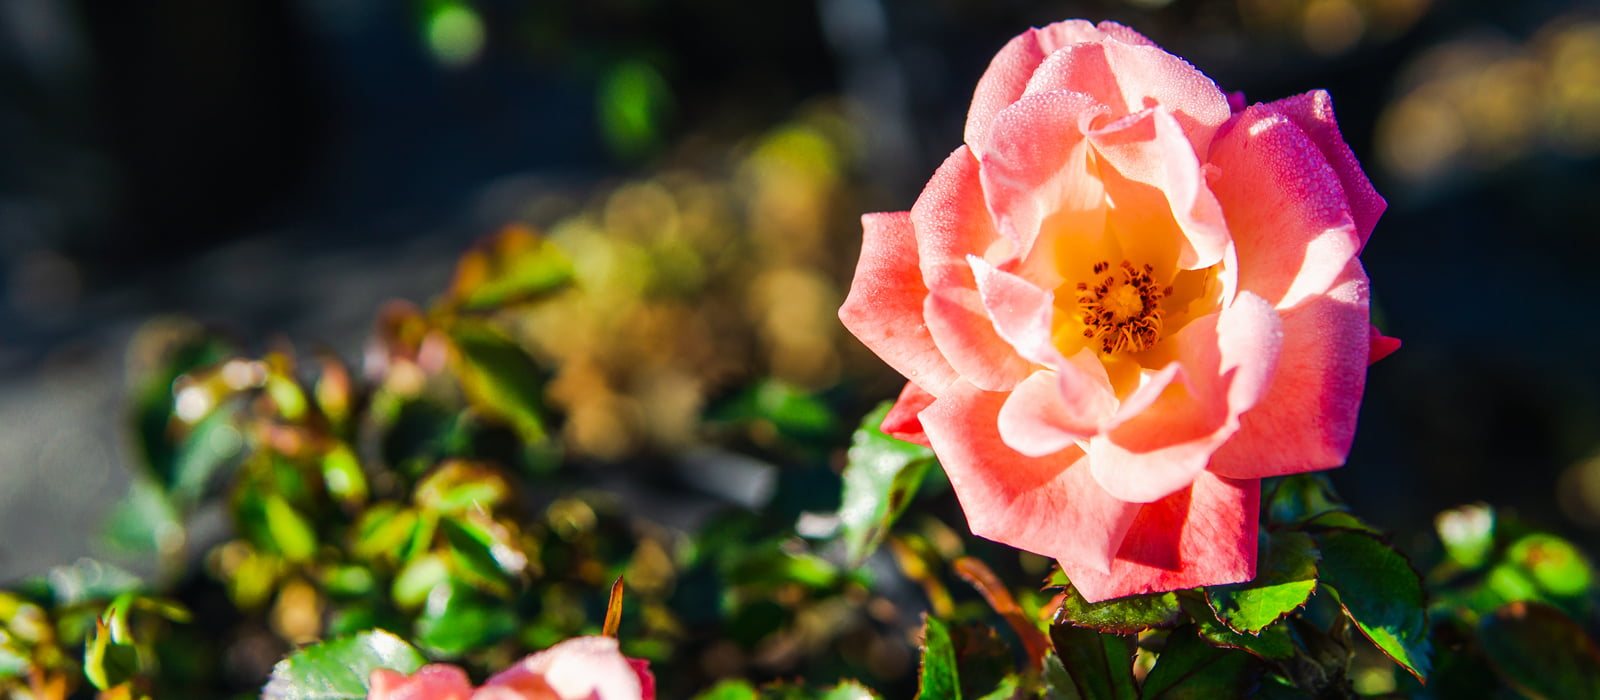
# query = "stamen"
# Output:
<box><xmin>1075</xmin><ymin>259</ymin><xmax>1168</xmax><ymax>355</ymax></box>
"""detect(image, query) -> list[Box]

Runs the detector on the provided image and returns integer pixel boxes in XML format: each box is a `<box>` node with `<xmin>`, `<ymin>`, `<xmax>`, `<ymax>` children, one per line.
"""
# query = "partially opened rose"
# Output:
<box><xmin>368</xmin><ymin>636</ymin><xmax>655</xmax><ymax>700</ymax></box>
<box><xmin>839</xmin><ymin>20</ymin><xmax>1397</xmax><ymax>602</ymax></box>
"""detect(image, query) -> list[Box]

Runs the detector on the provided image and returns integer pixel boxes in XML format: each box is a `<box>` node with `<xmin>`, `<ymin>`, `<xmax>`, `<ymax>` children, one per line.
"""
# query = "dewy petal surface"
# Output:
<box><xmin>978</xmin><ymin>90</ymin><xmax>1107</xmax><ymax>260</ymax></box>
<box><xmin>839</xmin><ymin>212</ymin><xmax>960</xmax><ymax>395</ymax></box>
<box><xmin>1061</xmin><ymin>471</ymin><xmax>1259</xmax><ymax>602</ymax></box>
<box><xmin>921</xmin><ymin>380</ymin><xmax>1139</xmax><ymax>573</ymax></box>
<box><xmin>1088</xmin><ymin>106</ymin><xmax>1227</xmax><ymax>269</ymax></box>
<box><xmin>1260</xmin><ymin>90</ymin><xmax>1386</xmax><ymax>248</ymax></box>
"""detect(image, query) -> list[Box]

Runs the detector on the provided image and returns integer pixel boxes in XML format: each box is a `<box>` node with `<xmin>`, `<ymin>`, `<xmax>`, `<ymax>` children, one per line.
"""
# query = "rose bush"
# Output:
<box><xmin>368</xmin><ymin>636</ymin><xmax>655</xmax><ymax>700</ymax></box>
<box><xmin>839</xmin><ymin>20</ymin><xmax>1398</xmax><ymax>601</ymax></box>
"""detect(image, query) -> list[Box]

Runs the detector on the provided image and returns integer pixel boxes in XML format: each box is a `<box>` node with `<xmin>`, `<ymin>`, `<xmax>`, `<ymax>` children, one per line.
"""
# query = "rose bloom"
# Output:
<box><xmin>839</xmin><ymin>20</ymin><xmax>1398</xmax><ymax>602</ymax></box>
<box><xmin>368</xmin><ymin>636</ymin><xmax>655</xmax><ymax>700</ymax></box>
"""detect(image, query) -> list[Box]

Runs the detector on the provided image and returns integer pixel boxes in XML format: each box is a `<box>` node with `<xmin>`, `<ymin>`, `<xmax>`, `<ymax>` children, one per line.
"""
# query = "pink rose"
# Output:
<box><xmin>839</xmin><ymin>20</ymin><xmax>1397</xmax><ymax>602</ymax></box>
<box><xmin>369</xmin><ymin>637</ymin><xmax>655</xmax><ymax>700</ymax></box>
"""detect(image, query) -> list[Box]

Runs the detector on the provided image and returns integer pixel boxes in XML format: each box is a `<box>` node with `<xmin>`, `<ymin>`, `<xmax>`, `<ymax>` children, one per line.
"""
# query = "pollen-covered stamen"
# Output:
<box><xmin>1075</xmin><ymin>260</ymin><xmax>1170</xmax><ymax>354</ymax></box>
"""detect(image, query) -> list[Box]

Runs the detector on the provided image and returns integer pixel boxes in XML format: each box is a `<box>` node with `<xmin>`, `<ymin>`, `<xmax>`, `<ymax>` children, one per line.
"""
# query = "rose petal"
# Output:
<box><xmin>1089</xmin><ymin>292</ymin><xmax>1282</xmax><ymax>503</ymax></box>
<box><xmin>997</xmin><ymin>364</ymin><xmax>1114</xmax><ymax>456</ymax></box>
<box><xmin>1261</xmin><ymin>90</ymin><xmax>1386</xmax><ymax>248</ymax></box>
<box><xmin>1208</xmin><ymin>106</ymin><xmax>1361</xmax><ymax>309</ymax></box>
<box><xmin>914</xmin><ymin>146</ymin><xmax>1034</xmax><ymax>392</ymax></box>
<box><xmin>882</xmin><ymin>381</ymin><xmax>936</xmax><ymax>446</ymax></box>
<box><xmin>1208</xmin><ymin>263</ymin><xmax>1372</xmax><ymax>479</ymax></box>
<box><xmin>484</xmin><ymin>637</ymin><xmax>650</xmax><ymax>700</ymax></box>
<box><xmin>921</xmin><ymin>380</ymin><xmax>1140</xmax><ymax>573</ymax></box>
<box><xmin>1023</xmin><ymin>40</ymin><xmax>1231</xmax><ymax>151</ymax></box>
<box><xmin>1089</xmin><ymin>106</ymin><xmax>1228</xmax><ymax>270</ymax></box>
<box><xmin>1061</xmin><ymin>472</ymin><xmax>1259</xmax><ymax>602</ymax></box>
<box><xmin>978</xmin><ymin>90</ymin><xmax>1109</xmax><ymax>260</ymax></box>
<box><xmin>1369</xmin><ymin>326</ymin><xmax>1401</xmax><ymax>365</ymax></box>
<box><xmin>369</xmin><ymin>665</ymin><xmax>474</xmax><ymax>700</ymax></box>
<box><xmin>965</xmin><ymin>21</ymin><xmax>1154</xmax><ymax>149</ymax></box>
<box><xmin>839</xmin><ymin>212</ymin><xmax>961</xmax><ymax>395</ymax></box>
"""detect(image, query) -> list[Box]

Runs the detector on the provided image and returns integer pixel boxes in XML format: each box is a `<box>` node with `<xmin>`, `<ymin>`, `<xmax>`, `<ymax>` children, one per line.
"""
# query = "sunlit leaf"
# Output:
<box><xmin>1315</xmin><ymin>529</ymin><xmax>1431</xmax><ymax>682</ymax></box>
<box><xmin>1506</xmin><ymin>533</ymin><xmax>1593</xmax><ymax>598</ymax></box>
<box><xmin>1052</xmin><ymin>579</ymin><xmax>1181</xmax><ymax>636</ymax></box>
<box><xmin>444</xmin><ymin>225</ymin><xmax>573</xmax><ymax>312</ymax></box>
<box><xmin>1138</xmin><ymin>625</ymin><xmax>1259</xmax><ymax>700</ymax></box>
<box><xmin>917</xmin><ymin>616</ymin><xmax>961</xmax><ymax>700</ymax></box>
<box><xmin>352</xmin><ymin>503</ymin><xmax>420</xmax><ymax>564</ymax></box>
<box><xmin>1047</xmin><ymin>624</ymin><xmax>1137</xmax><ymax>700</ymax></box>
<box><xmin>1477</xmin><ymin>601</ymin><xmax>1600</xmax><ymax>700</ymax></box>
<box><xmin>413</xmin><ymin>581</ymin><xmax>516</xmax><ymax>658</ymax></box>
<box><xmin>1180</xmin><ymin>596</ymin><xmax>1294</xmax><ymax>661</ymax></box>
<box><xmin>438</xmin><ymin>515</ymin><xmax>518</xmax><ymax>596</ymax></box>
<box><xmin>261</xmin><ymin>629</ymin><xmax>425</xmax><ymax>700</ymax></box>
<box><xmin>599</xmin><ymin>58</ymin><xmax>673</xmax><ymax>159</ymax></box>
<box><xmin>448</xmin><ymin>322</ymin><xmax>549</xmax><ymax>443</ymax></box>
<box><xmin>414</xmin><ymin>460</ymin><xmax>512</xmax><ymax>515</ymax></box>
<box><xmin>1205</xmin><ymin>531</ymin><xmax>1319</xmax><ymax>634</ymax></box>
<box><xmin>708</xmin><ymin>379</ymin><xmax>836</xmax><ymax>444</ymax></box>
<box><xmin>838</xmin><ymin>401</ymin><xmax>935</xmax><ymax>568</ymax></box>
<box><xmin>392</xmin><ymin>554</ymin><xmax>450</xmax><ymax>610</ymax></box>
<box><xmin>692</xmin><ymin>680</ymin><xmax>759</xmax><ymax>700</ymax></box>
<box><xmin>321</xmin><ymin>444</ymin><xmax>368</xmax><ymax>508</ymax></box>
<box><xmin>83</xmin><ymin>609</ymin><xmax>139</xmax><ymax>690</ymax></box>
<box><xmin>264</xmin><ymin>494</ymin><xmax>319</xmax><ymax>564</ymax></box>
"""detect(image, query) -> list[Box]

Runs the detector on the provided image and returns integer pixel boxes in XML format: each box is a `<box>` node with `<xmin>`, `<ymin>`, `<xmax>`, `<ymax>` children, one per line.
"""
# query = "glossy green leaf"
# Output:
<box><xmin>917</xmin><ymin>616</ymin><xmax>961</xmax><ymax>700</ymax></box>
<box><xmin>1048</xmin><ymin>623</ymin><xmax>1137</xmax><ymax>700</ymax></box>
<box><xmin>449</xmin><ymin>322</ymin><xmax>549</xmax><ymax>443</ymax></box>
<box><xmin>413</xmin><ymin>581</ymin><xmax>516</xmax><ymax>658</ymax></box>
<box><xmin>261</xmin><ymin>629</ymin><xmax>425</xmax><ymax>700</ymax></box>
<box><xmin>392</xmin><ymin>553</ymin><xmax>450</xmax><ymax>610</ymax></box>
<box><xmin>1180</xmin><ymin>597</ymin><xmax>1294</xmax><ymax>661</ymax></box>
<box><xmin>838</xmin><ymin>401</ymin><xmax>935</xmax><ymax>567</ymax></box>
<box><xmin>1205</xmin><ymin>531</ymin><xmax>1319</xmax><ymax>634</ymax></box>
<box><xmin>1478</xmin><ymin>601</ymin><xmax>1600</xmax><ymax>700</ymax></box>
<box><xmin>1315</xmin><ymin>529</ymin><xmax>1431</xmax><ymax>682</ymax></box>
<box><xmin>1053</xmin><ymin>580</ymin><xmax>1182</xmax><ymax>635</ymax></box>
<box><xmin>83</xmin><ymin>609</ymin><xmax>139</xmax><ymax>690</ymax></box>
<box><xmin>414</xmin><ymin>461</ymin><xmax>512</xmax><ymax>515</ymax></box>
<box><xmin>1263</xmin><ymin>474</ymin><xmax>1346</xmax><ymax>528</ymax></box>
<box><xmin>321</xmin><ymin>444</ymin><xmax>368</xmax><ymax>507</ymax></box>
<box><xmin>445</xmin><ymin>225</ymin><xmax>573</xmax><ymax>312</ymax></box>
<box><xmin>352</xmin><ymin>503</ymin><xmax>420</xmax><ymax>564</ymax></box>
<box><xmin>438</xmin><ymin>515</ymin><xmax>516</xmax><ymax>596</ymax></box>
<box><xmin>1139</xmin><ymin>625</ymin><xmax>1259</xmax><ymax>700</ymax></box>
<box><xmin>264</xmin><ymin>494</ymin><xmax>319</xmax><ymax>564</ymax></box>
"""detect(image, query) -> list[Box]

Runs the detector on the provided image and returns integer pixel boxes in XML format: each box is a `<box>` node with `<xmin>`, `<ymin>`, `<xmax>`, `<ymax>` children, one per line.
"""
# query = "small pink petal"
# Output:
<box><xmin>1088</xmin><ymin>106</ymin><xmax>1228</xmax><ymax>270</ymax></box>
<box><xmin>997</xmin><ymin>366</ymin><xmax>1112</xmax><ymax>456</ymax></box>
<box><xmin>977</xmin><ymin>90</ymin><xmax>1108</xmax><ymax>260</ymax></box>
<box><xmin>1025</xmin><ymin>40</ymin><xmax>1231</xmax><ymax>152</ymax></box>
<box><xmin>1209</xmin><ymin>264</ymin><xmax>1371</xmax><ymax>479</ymax></box>
<box><xmin>921</xmin><ymin>380</ymin><xmax>1140</xmax><ymax>573</ymax></box>
<box><xmin>1061</xmin><ymin>472</ymin><xmax>1259</xmax><ymax>602</ymax></box>
<box><xmin>882</xmin><ymin>381</ymin><xmax>936</xmax><ymax>446</ymax></box>
<box><xmin>1208</xmin><ymin>106</ymin><xmax>1360</xmax><ymax>309</ymax></box>
<box><xmin>1369</xmin><ymin>326</ymin><xmax>1401</xmax><ymax>364</ymax></box>
<box><xmin>484</xmin><ymin>637</ymin><xmax>649</xmax><ymax>700</ymax></box>
<box><xmin>839</xmin><ymin>212</ymin><xmax>961</xmax><ymax>395</ymax></box>
<box><xmin>368</xmin><ymin>665</ymin><xmax>474</xmax><ymax>700</ymax></box>
<box><xmin>1260</xmin><ymin>90</ymin><xmax>1386</xmax><ymax>248</ymax></box>
<box><xmin>966</xmin><ymin>21</ymin><xmax>1151</xmax><ymax>148</ymax></box>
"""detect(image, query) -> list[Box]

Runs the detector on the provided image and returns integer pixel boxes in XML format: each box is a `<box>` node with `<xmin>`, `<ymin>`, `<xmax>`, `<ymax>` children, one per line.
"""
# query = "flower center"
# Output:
<box><xmin>1075</xmin><ymin>260</ymin><xmax>1172</xmax><ymax>355</ymax></box>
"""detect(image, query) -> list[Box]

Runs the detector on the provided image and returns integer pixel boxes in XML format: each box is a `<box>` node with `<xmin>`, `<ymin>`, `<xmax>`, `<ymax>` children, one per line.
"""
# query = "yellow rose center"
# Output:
<box><xmin>1074</xmin><ymin>260</ymin><xmax>1172</xmax><ymax>355</ymax></box>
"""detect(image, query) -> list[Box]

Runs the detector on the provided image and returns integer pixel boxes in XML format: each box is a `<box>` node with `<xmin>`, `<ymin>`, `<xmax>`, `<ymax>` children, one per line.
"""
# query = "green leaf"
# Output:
<box><xmin>99</xmin><ymin>477</ymin><xmax>185</xmax><ymax>562</ymax></box>
<box><xmin>445</xmin><ymin>225</ymin><xmax>573</xmax><ymax>312</ymax></box>
<box><xmin>321</xmin><ymin>444</ymin><xmax>369</xmax><ymax>507</ymax></box>
<box><xmin>265</xmin><ymin>494</ymin><xmax>319</xmax><ymax>564</ymax></box>
<box><xmin>261</xmin><ymin>629</ymin><xmax>426</xmax><ymax>700</ymax></box>
<box><xmin>44</xmin><ymin>558</ymin><xmax>144</xmax><ymax>607</ymax></box>
<box><xmin>128</xmin><ymin>324</ymin><xmax>232</xmax><ymax>488</ymax></box>
<box><xmin>83</xmin><ymin>609</ymin><xmax>140</xmax><ymax>690</ymax></box>
<box><xmin>1506</xmin><ymin>533</ymin><xmax>1593</xmax><ymax>598</ymax></box>
<box><xmin>1053</xmin><ymin>580</ymin><xmax>1182</xmax><ymax>635</ymax></box>
<box><xmin>917</xmin><ymin>616</ymin><xmax>962</xmax><ymax>700</ymax></box>
<box><xmin>821</xmin><ymin>680</ymin><xmax>884</xmax><ymax>700</ymax></box>
<box><xmin>414</xmin><ymin>460</ymin><xmax>512</xmax><ymax>515</ymax></box>
<box><xmin>1434</xmin><ymin>504</ymin><xmax>1496</xmax><ymax>569</ymax></box>
<box><xmin>1477</xmin><ymin>601</ymin><xmax>1600</xmax><ymax>700</ymax></box>
<box><xmin>352</xmin><ymin>503</ymin><xmax>420</xmax><ymax>564</ymax></box>
<box><xmin>1315</xmin><ymin>529</ymin><xmax>1431</xmax><ymax>682</ymax></box>
<box><xmin>1139</xmin><ymin>625</ymin><xmax>1259</xmax><ymax>700</ymax></box>
<box><xmin>598</xmin><ymin>58</ymin><xmax>673</xmax><ymax>159</ymax></box>
<box><xmin>1042</xmin><ymin>652</ymin><xmax>1085</xmax><ymax>700</ymax></box>
<box><xmin>438</xmin><ymin>515</ymin><xmax>518</xmax><ymax>596</ymax></box>
<box><xmin>838</xmin><ymin>401</ymin><xmax>936</xmax><ymax>567</ymax></box>
<box><xmin>1263</xmin><ymin>474</ymin><xmax>1346</xmax><ymax>528</ymax></box>
<box><xmin>1205</xmin><ymin>531</ymin><xmax>1319</xmax><ymax>634</ymax></box>
<box><xmin>948</xmin><ymin>622</ymin><xmax>1013</xmax><ymax>700</ymax></box>
<box><xmin>448</xmin><ymin>322</ymin><xmax>549</xmax><ymax>443</ymax></box>
<box><xmin>1048</xmin><ymin>624</ymin><xmax>1137</xmax><ymax>700</ymax></box>
<box><xmin>708</xmin><ymin>379</ymin><xmax>836</xmax><ymax>444</ymax></box>
<box><xmin>169</xmin><ymin>407</ymin><xmax>245</xmax><ymax>507</ymax></box>
<box><xmin>1180</xmin><ymin>596</ymin><xmax>1294</xmax><ymax>661</ymax></box>
<box><xmin>413</xmin><ymin>581</ymin><xmax>516</xmax><ymax>658</ymax></box>
<box><xmin>693</xmin><ymin>680</ymin><xmax>760</xmax><ymax>700</ymax></box>
<box><xmin>392</xmin><ymin>553</ymin><xmax>450</xmax><ymax>610</ymax></box>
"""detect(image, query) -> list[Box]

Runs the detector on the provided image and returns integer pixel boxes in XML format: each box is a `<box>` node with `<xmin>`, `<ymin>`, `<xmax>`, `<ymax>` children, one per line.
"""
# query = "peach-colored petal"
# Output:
<box><xmin>484</xmin><ymin>636</ymin><xmax>651</xmax><ymax>700</ymax></box>
<box><xmin>1208</xmin><ymin>105</ymin><xmax>1361</xmax><ymax>309</ymax></box>
<box><xmin>921</xmin><ymin>380</ymin><xmax>1139</xmax><ymax>573</ymax></box>
<box><xmin>915</xmin><ymin>147</ymin><xmax>1033</xmax><ymax>392</ymax></box>
<box><xmin>1208</xmin><ymin>264</ymin><xmax>1371</xmax><ymax>479</ymax></box>
<box><xmin>1023</xmin><ymin>40</ymin><xmax>1231</xmax><ymax>151</ymax></box>
<box><xmin>1061</xmin><ymin>472</ymin><xmax>1259</xmax><ymax>602</ymax></box>
<box><xmin>1369</xmin><ymin>326</ymin><xmax>1400</xmax><ymax>365</ymax></box>
<box><xmin>997</xmin><ymin>365</ymin><xmax>1113</xmax><ymax>456</ymax></box>
<box><xmin>839</xmin><ymin>212</ymin><xmax>960</xmax><ymax>395</ymax></box>
<box><xmin>1261</xmin><ymin>90</ymin><xmax>1386</xmax><ymax>248</ymax></box>
<box><xmin>966</xmin><ymin>21</ymin><xmax>1153</xmax><ymax>149</ymax></box>
<box><xmin>968</xmin><ymin>255</ymin><xmax>1058</xmax><ymax>366</ymax></box>
<box><xmin>1089</xmin><ymin>293</ymin><xmax>1281</xmax><ymax>503</ymax></box>
<box><xmin>369</xmin><ymin>665</ymin><xmax>474</xmax><ymax>700</ymax></box>
<box><xmin>882</xmin><ymin>381</ymin><xmax>936</xmax><ymax>446</ymax></box>
<box><xmin>977</xmin><ymin>90</ymin><xmax>1108</xmax><ymax>260</ymax></box>
<box><xmin>1089</xmin><ymin>106</ymin><xmax>1228</xmax><ymax>270</ymax></box>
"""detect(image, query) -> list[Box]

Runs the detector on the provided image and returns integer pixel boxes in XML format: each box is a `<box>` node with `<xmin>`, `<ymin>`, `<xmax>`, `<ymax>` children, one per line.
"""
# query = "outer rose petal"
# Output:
<box><xmin>916</xmin><ymin>146</ymin><xmax>1033</xmax><ymax>391</ymax></box>
<box><xmin>839</xmin><ymin>212</ymin><xmax>960</xmax><ymax>395</ymax></box>
<box><xmin>1208</xmin><ymin>104</ymin><xmax>1360</xmax><ymax>309</ymax></box>
<box><xmin>1208</xmin><ymin>263</ymin><xmax>1371</xmax><ymax>479</ymax></box>
<box><xmin>966</xmin><ymin>21</ymin><xmax>1155</xmax><ymax>149</ymax></box>
<box><xmin>977</xmin><ymin>90</ymin><xmax>1107</xmax><ymax>260</ymax></box>
<box><xmin>369</xmin><ymin>665</ymin><xmax>474</xmax><ymax>700</ymax></box>
<box><xmin>1023</xmin><ymin>40</ymin><xmax>1232</xmax><ymax>152</ymax></box>
<box><xmin>1089</xmin><ymin>106</ymin><xmax>1228</xmax><ymax>269</ymax></box>
<box><xmin>1369</xmin><ymin>327</ymin><xmax>1401</xmax><ymax>364</ymax></box>
<box><xmin>882</xmin><ymin>381</ymin><xmax>936</xmax><ymax>446</ymax></box>
<box><xmin>1261</xmin><ymin>90</ymin><xmax>1386</xmax><ymax>248</ymax></box>
<box><xmin>921</xmin><ymin>380</ymin><xmax>1140</xmax><ymax>573</ymax></box>
<box><xmin>1061</xmin><ymin>471</ymin><xmax>1259</xmax><ymax>602</ymax></box>
<box><xmin>484</xmin><ymin>637</ymin><xmax>653</xmax><ymax>700</ymax></box>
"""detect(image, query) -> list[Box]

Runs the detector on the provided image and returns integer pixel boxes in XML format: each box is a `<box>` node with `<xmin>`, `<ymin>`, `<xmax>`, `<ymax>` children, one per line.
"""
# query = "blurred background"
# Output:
<box><xmin>1</xmin><ymin>0</ymin><xmax>1598</xmax><ymax>584</ymax></box>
